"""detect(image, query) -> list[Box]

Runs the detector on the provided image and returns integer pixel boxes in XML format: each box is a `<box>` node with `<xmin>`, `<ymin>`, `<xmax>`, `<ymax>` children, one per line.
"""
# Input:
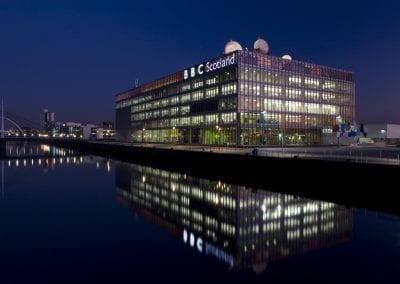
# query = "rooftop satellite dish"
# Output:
<box><xmin>224</xmin><ymin>40</ymin><xmax>243</xmax><ymax>54</ymax></box>
<box><xmin>254</xmin><ymin>38</ymin><xmax>269</xmax><ymax>54</ymax></box>
<box><xmin>282</xmin><ymin>54</ymin><xmax>293</xmax><ymax>60</ymax></box>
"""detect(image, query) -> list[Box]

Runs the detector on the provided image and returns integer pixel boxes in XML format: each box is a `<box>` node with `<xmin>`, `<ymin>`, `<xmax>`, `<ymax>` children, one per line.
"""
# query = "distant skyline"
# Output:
<box><xmin>1</xmin><ymin>0</ymin><xmax>400</xmax><ymax>126</ymax></box>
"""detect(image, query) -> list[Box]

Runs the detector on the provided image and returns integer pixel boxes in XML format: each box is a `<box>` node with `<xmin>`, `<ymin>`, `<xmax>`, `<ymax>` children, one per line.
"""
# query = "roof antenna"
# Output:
<box><xmin>134</xmin><ymin>78</ymin><xmax>139</xmax><ymax>88</ymax></box>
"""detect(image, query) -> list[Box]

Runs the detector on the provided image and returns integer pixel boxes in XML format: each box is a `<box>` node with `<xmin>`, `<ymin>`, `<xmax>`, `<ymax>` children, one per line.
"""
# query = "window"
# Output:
<box><xmin>161</xmin><ymin>109</ymin><xmax>169</xmax><ymax>117</ymax></box>
<box><xmin>170</xmin><ymin>107</ymin><xmax>179</xmax><ymax>116</ymax></box>
<box><xmin>170</xmin><ymin>96</ymin><xmax>179</xmax><ymax>105</ymax></box>
<box><xmin>289</xmin><ymin>75</ymin><xmax>301</xmax><ymax>86</ymax></box>
<box><xmin>206</xmin><ymin>76</ymin><xmax>218</xmax><ymax>86</ymax></box>
<box><xmin>286</xmin><ymin>88</ymin><xmax>301</xmax><ymax>100</ymax></box>
<box><xmin>192</xmin><ymin>90</ymin><xmax>204</xmax><ymax>101</ymax></box>
<box><xmin>181</xmin><ymin>83</ymin><xmax>191</xmax><ymax>92</ymax></box>
<box><xmin>180</xmin><ymin>117</ymin><xmax>190</xmax><ymax>126</ymax></box>
<box><xmin>305</xmin><ymin>77</ymin><xmax>320</xmax><ymax>88</ymax></box>
<box><xmin>181</xmin><ymin>94</ymin><xmax>191</xmax><ymax>103</ymax></box>
<box><xmin>304</xmin><ymin>103</ymin><xmax>320</xmax><ymax>114</ymax></box>
<box><xmin>180</xmin><ymin>105</ymin><xmax>190</xmax><ymax>115</ymax></box>
<box><xmin>322</xmin><ymin>80</ymin><xmax>336</xmax><ymax>90</ymax></box>
<box><xmin>252</xmin><ymin>84</ymin><xmax>261</xmax><ymax>96</ymax></box>
<box><xmin>265</xmin><ymin>99</ymin><xmax>284</xmax><ymax>112</ymax></box>
<box><xmin>161</xmin><ymin>98</ymin><xmax>169</xmax><ymax>107</ymax></box>
<box><xmin>221</xmin><ymin>83</ymin><xmax>237</xmax><ymax>95</ymax></box>
<box><xmin>205</xmin><ymin>87</ymin><xmax>219</xmax><ymax>99</ymax></box>
<box><xmin>204</xmin><ymin>114</ymin><xmax>218</xmax><ymax>124</ymax></box>
<box><xmin>264</xmin><ymin>85</ymin><xmax>282</xmax><ymax>97</ymax></box>
<box><xmin>221</xmin><ymin>112</ymin><xmax>236</xmax><ymax>123</ymax></box>
<box><xmin>305</xmin><ymin>91</ymin><xmax>319</xmax><ymax>101</ymax></box>
<box><xmin>286</xmin><ymin>101</ymin><xmax>303</xmax><ymax>113</ymax></box>
<box><xmin>191</xmin><ymin>115</ymin><xmax>204</xmax><ymax>125</ymax></box>
<box><xmin>192</xmin><ymin>79</ymin><xmax>204</xmax><ymax>89</ymax></box>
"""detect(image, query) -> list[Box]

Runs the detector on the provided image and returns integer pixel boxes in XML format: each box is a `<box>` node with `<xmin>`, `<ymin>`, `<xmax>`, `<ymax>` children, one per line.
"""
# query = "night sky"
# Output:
<box><xmin>1</xmin><ymin>0</ymin><xmax>399</xmax><ymax>126</ymax></box>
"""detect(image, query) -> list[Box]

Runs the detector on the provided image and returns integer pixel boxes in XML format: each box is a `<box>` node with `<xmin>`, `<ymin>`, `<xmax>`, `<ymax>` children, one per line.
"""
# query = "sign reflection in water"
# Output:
<box><xmin>115</xmin><ymin>163</ymin><xmax>353</xmax><ymax>273</ymax></box>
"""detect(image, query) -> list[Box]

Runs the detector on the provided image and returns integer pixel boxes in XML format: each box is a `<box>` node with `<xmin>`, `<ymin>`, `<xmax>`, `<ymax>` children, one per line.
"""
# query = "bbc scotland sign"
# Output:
<box><xmin>184</xmin><ymin>53</ymin><xmax>236</xmax><ymax>80</ymax></box>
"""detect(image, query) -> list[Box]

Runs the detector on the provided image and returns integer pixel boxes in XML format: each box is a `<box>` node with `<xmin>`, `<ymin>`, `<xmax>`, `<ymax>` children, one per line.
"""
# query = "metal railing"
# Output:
<box><xmin>88</xmin><ymin>141</ymin><xmax>400</xmax><ymax>166</ymax></box>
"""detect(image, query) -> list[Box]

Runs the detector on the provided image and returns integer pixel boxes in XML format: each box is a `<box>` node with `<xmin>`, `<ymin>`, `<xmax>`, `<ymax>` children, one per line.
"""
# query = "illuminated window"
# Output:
<box><xmin>191</xmin><ymin>115</ymin><xmax>204</xmax><ymax>125</ymax></box>
<box><xmin>180</xmin><ymin>105</ymin><xmax>190</xmax><ymax>115</ymax></box>
<box><xmin>205</xmin><ymin>87</ymin><xmax>219</xmax><ymax>99</ymax></box>
<box><xmin>264</xmin><ymin>85</ymin><xmax>282</xmax><ymax>97</ymax></box>
<box><xmin>289</xmin><ymin>75</ymin><xmax>301</xmax><ymax>86</ymax></box>
<box><xmin>305</xmin><ymin>77</ymin><xmax>320</xmax><ymax>88</ymax></box>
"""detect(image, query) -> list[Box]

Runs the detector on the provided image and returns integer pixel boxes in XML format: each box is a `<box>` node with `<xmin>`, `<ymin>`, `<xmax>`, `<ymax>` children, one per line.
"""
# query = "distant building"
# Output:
<box><xmin>82</xmin><ymin>124</ymin><xmax>97</xmax><ymax>140</ymax></box>
<box><xmin>365</xmin><ymin>124</ymin><xmax>400</xmax><ymax>143</ymax></box>
<box><xmin>53</xmin><ymin>121</ymin><xmax>115</xmax><ymax>140</ymax></box>
<box><xmin>43</xmin><ymin>109</ymin><xmax>56</xmax><ymax>135</ymax></box>
<box><xmin>89</xmin><ymin>126</ymin><xmax>115</xmax><ymax>140</ymax></box>
<box><xmin>59</xmin><ymin>122</ymin><xmax>83</xmax><ymax>138</ymax></box>
<box><xmin>90</xmin><ymin>127</ymin><xmax>103</xmax><ymax>139</ymax></box>
<box><xmin>102</xmin><ymin>121</ymin><xmax>115</xmax><ymax>139</ymax></box>
<box><xmin>115</xmin><ymin>39</ymin><xmax>355</xmax><ymax>145</ymax></box>
<box><xmin>43</xmin><ymin>109</ymin><xmax>55</xmax><ymax>124</ymax></box>
<box><xmin>103</xmin><ymin>121</ymin><xmax>114</xmax><ymax>129</ymax></box>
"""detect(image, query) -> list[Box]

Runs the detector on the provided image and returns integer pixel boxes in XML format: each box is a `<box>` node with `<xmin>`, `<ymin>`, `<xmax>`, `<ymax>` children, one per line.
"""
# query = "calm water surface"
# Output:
<box><xmin>0</xmin><ymin>143</ymin><xmax>399</xmax><ymax>283</ymax></box>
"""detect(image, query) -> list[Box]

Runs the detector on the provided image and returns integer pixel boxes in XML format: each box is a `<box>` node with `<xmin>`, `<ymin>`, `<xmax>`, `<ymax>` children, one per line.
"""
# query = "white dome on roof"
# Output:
<box><xmin>254</xmin><ymin>38</ymin><xmax>269</xmax><ymax>54</ymax></box>
<box><xmin>224</xmin><ymin>40</ymin><xmax>243</xmax><ymax>54</ymax></box>
<box><xmin>282</xmin><ymin>54</ymin><xmax>293</xmax><ymax>60</ymax></box>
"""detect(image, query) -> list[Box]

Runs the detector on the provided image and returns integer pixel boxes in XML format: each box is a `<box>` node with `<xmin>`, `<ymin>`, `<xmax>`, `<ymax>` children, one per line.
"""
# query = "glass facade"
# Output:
<box><xmin>116</xmin><ymin>50</ymin><xmax>354</xmax><ymax>145</ymax></box>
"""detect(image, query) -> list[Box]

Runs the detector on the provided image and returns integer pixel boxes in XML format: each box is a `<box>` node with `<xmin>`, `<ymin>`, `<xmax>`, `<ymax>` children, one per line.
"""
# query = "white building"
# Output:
<box><xmin>82</xmin><ymin>124</ymin><xmax>97</xmax><ymax>140</ymax></box>
<box><xmin>365</xmin><ymin>124</ymin><xmax>400</xmax><ymax>141</ymax></box>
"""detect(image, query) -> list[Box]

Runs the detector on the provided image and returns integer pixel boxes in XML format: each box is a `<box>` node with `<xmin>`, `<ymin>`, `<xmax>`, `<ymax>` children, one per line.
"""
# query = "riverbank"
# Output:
<box><xmin>36</xmin><ymin>139</ymin><xmax>399</xmax><ymax>215</ymax></box>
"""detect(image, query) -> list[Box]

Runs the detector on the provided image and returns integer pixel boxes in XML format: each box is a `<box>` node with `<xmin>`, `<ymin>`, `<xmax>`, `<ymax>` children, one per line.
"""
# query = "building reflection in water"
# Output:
<box><xmin>116</xmin><ymin>163</ymin><xmax>353</xmax><ymax>273</ymax></box>
<box><xmin>6</xmin><ymin>142</ymin><xmax>76</xmax><ymax>158</ymax></box>
<box><xmin>1</xmin><ymin>142</ymin><xmax>106</xmax><ymax>171</ymax></box>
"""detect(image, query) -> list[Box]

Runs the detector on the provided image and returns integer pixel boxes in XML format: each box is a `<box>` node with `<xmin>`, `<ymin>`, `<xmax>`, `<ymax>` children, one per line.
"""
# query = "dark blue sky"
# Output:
<box><xmin>1</xmin><ymin>0</ymin><xmax>399</xmax><ymax>125</ymax></box>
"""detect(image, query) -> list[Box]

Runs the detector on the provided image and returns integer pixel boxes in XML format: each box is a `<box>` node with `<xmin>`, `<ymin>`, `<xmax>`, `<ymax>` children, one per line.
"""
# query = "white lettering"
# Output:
<box><xmin>184</xmin><ymin>230</ymin><xmax>202</xmax><ymax>251</ymax></box>
<box><xmin>206</xmin><ymin>62</ymin><xmax>212</xmax><ymax>72</ymax></box>
<box><xmin>182</xmin><ymin>231</ymin><xmax>232</xmax><ymax>267</ymax></box>
<box><xmin>205</xmin><ymin>243</ymin><xmax>234</xmax><ymax>267</ymax></box>
<box><xmin>185</xmin><ymin>54</ymin><xmax>236</xmax><ymax>80</ymax></box>
<box><xmin>190</xmin><ymin>232</ymin><xmax>195</xmax><ymax>247</ymax></box>
<box><xmin>196</xmin><ymin>238</ymin><xmax>203</xmax><ymax>253</ymax></box>
<box><xmin>205</xmin><ymin>54</ymin><xmax>235</xmax><ymax>73</ymax></box>
<box><xmin>197</xmin><ymin>64</ymin><xmax>204</xmax><ymax>75</ymax></box>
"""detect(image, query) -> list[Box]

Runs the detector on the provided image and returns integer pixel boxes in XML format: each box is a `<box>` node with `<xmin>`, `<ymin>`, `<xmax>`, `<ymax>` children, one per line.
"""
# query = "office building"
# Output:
<box><xmin>116</xmin><ymin>39</ymin><xmax>355</xmax><ymax>145</ymax></box>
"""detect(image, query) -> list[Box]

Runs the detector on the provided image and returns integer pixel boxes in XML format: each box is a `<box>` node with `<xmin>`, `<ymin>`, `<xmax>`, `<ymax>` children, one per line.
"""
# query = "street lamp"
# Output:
<box><xmin>278</xmin><ymin>133</ymin><xmax>283</xmax><ymax>150</ymax></box>
<box><xmin>171</xmin><ymin>126</ymin><xmax>176</xmax><ymax>143</ymax></box>
<box><xmin>142</xmin><ymin>128</ymin><xmax>145</xmax><ymax>143</ymax></box>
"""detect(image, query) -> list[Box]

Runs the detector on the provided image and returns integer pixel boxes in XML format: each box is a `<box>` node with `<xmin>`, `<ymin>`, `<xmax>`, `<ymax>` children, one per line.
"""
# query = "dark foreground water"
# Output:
<box><xmin>0</xmin><ymin>143</ymin><xmax>399</xmax><ymax>283</ymax></box>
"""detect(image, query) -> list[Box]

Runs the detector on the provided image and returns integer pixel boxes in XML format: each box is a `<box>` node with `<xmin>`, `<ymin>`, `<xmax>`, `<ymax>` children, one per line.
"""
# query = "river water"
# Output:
<box><xmin>0</xmin><ymin>143</ymin><xmax>399</xmax><ymax>283</ymax></box>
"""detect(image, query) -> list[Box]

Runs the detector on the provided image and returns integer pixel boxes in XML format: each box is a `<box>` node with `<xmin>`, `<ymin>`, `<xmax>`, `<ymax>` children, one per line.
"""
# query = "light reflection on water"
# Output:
<box><xmin>5</xmin><ymin>142</ymin><xmax>76</xmax><ymax>158</ymax></box>
<box><xmin>0</xmin><ymin>143</ymin><xmax>399</xmax><ymax>283</ymax></box>
<box><xmin>115</xmin><ymin>162</ymin><xmax>353</xmax><ymax>273</ymax></box>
